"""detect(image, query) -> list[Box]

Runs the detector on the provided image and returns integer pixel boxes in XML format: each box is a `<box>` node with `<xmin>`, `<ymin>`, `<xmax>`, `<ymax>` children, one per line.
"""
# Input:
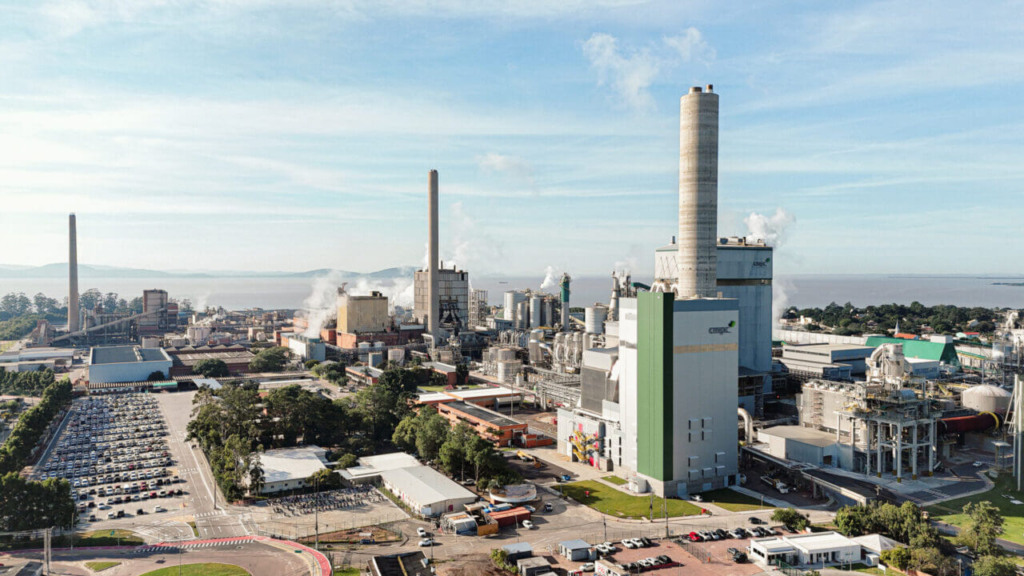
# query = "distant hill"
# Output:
<box><xmin>0</xmin><ymin>263</ymin><xmax>417</xmax><ymax>279</ymax></box>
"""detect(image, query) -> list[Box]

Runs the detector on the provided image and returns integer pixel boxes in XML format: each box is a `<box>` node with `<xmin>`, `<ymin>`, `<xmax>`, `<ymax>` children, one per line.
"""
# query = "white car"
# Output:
<box><xmin>417</xmin><ymin>527</ymin><xmax>427</xmax><ymax>537</ymax></box>
<box><xmin>522</xmin><ymin>520</ymin><xmax>534</xmax><ymax>529</ymax></box>
<box><xmin>418</xmin><ymin>538</ymin><xmax>434</xmax><ymax>547</ymax></box>
<box><xmin>580</xmin><ymin>563</ymin><xmax>595</xmax><ymax>572</ymax></box>
<box><xmin>153</xmin><ymin>506</ymin><xmax>165</xmax><ymax>513</ymax></box>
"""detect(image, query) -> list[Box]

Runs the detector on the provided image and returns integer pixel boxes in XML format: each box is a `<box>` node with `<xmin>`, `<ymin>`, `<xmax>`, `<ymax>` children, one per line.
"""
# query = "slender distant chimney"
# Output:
<box><xmin>68</xmin><ymin>213</ymin><xmax>80</xmax><ymax>333</ymax></box>
<box><xmin>428</xmin><ymin>170</ymin><xmax>440</xmax><ymax>337</ymax></box>
<box><xmin>678</xmin><ymin>85</ymin><xmax>719</xmax><ymax>298</ymax></box>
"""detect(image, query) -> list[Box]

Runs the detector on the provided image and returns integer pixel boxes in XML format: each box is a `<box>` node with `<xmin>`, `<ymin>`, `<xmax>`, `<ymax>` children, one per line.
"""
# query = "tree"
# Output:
<box><xmin>193</xmin><ymin>358</ymin><xmax>230</xmax><ymax>378</ymax></box>
<box><xmin>249</xmin><ymin>346</ymin><xmax>290</xmax><ymax>372</ymax></box>
<box><xmin>311</xmin><ymin>361</ymin><xmax>347</xmax><ymax>385</ymax></box>
<box><xmin>307</xmin><ymin>468</ymin><xmax>342</xmax><ymax>490</ymax></box>
<box><xmin>146</xmin><ymin>370</ymin><xmax>166</xmax><ymax>381</ymax></box>
<box><xmin>455</xmin><ymin>363</ymin><xmax>469</xmax><ymax>387</ymax></box>
<box><xmin>771</xmin><ymin>508</ymin><xmax>809</xmax><ymax>531</ymax></box>
<box><xmin>881</xmin><ymin>547</ymin><xmax>911</xmax><ymax>570</ymax></box>
<box><xmin>835</xmin><ymin>505</ymin><xmax>871</xmax><ymax>536</ymax></box>
<box><xmin>973</xmin><ymin>556</ymin><xmax>1017</xmax><ymax>576</ymax></box>
<box><xmin>304</xmin><ymin>359</ymin><xmax>321</xmax><ymax>369</ymax></box>
<box><xmin>955</xmin><ymin>501</ymin><xmax>1004</xmax><ymax>556</ymax></box>
<box><xmin>335</xmin><ymin>453</ymin><xmax>358</xmax><ymax>469</ymax></box>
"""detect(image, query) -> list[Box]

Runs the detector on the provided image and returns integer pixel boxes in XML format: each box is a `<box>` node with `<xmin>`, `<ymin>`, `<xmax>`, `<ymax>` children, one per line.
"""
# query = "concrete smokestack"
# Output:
<box><xmin>428</xmin><ymin>170</ymin><xmax>440</xmax><ymax>337</ymax></box>
<box><xmin>68</xmin><ymin>213</ymin><xmax>80</xmax><ymax>333</ymax></box>
<box><xmin>678</xmin><ymin>85</ymin><xmax>719</xmax><ymax>299</ymax></box>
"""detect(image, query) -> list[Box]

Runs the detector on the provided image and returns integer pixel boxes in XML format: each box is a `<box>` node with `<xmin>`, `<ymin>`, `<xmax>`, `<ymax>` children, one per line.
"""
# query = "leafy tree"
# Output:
<box><xmin>147</xmin><ymin>370</ymin><xmax>166</xmax><ymax>381</ymax></box>
<box><xmin>249</xmin><ymin>346</ymin><xmax>291</xmax><ymax>372</ymax></box>
<box><xmin>955</xmin><ymin>501</ymin><xmax>1004</xmax><ymax>556</ymax></box>
<box><xmin>439</xmin><ymin>423</ymin><xmax>476</xmax><ymax>480</ymax></box>
<box><xmin>455</xmin><ymin>363</ymin><xmax>470</xmax><ymax>387</ymax></box>
<box><xmin>881</xmin><ymin>547</ymin><xmax>911</xmax><ymax>570</ymax></box>
<box><xmin>304</xmin><ymin>359</ymin><xmax>321</xmax><ymax>369</ymax></box>
<box><xmin>335</xmin><ymin>453</ymin><xmax>358</xmax><ymax>469</ymax></box>
<box><xmin>771</xmin><ymin>508</ymin><xmax>809</xmax><ymax>531</ymax></box>
<box><xmin>973</xmin><ymin>556</ymin><xmax>1017</xmax><ymax>576</ymax></box>
<box><xmin>193</xmin><ymin>358</ymin><xmax>230</xmax><ymax>378</ymax></box>
<box><xmin>307</xmin><ymin>468</ymin><xmax>342</xmax><ymax>490</ymax></box>
<box><xmin>311</xmin><ymin>361</ymin><xmax>347</xmax><ymax>385</ymax></box>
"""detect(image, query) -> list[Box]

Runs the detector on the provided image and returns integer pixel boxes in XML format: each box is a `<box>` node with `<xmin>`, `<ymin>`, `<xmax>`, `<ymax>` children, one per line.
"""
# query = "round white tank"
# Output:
<box><xmin>585</xmin><ymin>306</ymin><xmax>607</xmax><ymax>335</ymax></box>
<box><xmin>962</xmin><ymin>384</ymin><xmax>1012</xmax><ymax>415</ymax></box>
<box><xmin>530</xmin><ymin>296</ymin><xmax>542</xmax><ymax>329</ymax></box>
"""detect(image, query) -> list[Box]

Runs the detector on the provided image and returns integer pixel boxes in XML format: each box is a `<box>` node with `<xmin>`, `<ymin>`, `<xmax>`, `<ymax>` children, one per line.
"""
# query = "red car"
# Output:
<box><xmin>688</xmin><ymin>531</ymin><xmax>702</xmax><ymax>542</ymax></box>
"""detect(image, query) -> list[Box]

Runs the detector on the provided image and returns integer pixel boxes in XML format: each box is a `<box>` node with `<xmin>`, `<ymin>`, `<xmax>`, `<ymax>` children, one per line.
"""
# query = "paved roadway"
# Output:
<box><xmin>11</xmin><ymin>539</ymin><xmax>316</xmax><ymax>576</ymax></box>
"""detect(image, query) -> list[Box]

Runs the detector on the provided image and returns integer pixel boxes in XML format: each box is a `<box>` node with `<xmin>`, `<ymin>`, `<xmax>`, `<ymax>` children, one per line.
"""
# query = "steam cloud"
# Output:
<box><xmin>540</xmin><ymin>266</ymin><xmax>559</xmax><ymax>290</ymax></box>
<box><xmin>744</xmin><ymin>208</ymin><xmax>795</xmax><ymax>247</ymax></box>
<box><xmin>301</xmin><ymin>271</ymin><xmax>344</xmax><ymax>338</ymax></box>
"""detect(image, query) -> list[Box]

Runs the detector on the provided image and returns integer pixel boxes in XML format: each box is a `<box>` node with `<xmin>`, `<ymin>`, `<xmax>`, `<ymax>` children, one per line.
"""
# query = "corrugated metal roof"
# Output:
<box><xmin>864</xmin><ymin>336</ymin><xmax>960</xmax><ymax>365</ymax></box>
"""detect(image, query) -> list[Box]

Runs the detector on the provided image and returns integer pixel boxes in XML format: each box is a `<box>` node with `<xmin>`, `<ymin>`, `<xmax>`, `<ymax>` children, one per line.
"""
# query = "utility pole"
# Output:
<box><xmin>314</xmin><ymin>474</ymin><xmax>320</xmax><ymax>551</ymax></box>
<box><xmin>603</xmin><ymin>517</ymin><xmax>607</xmax><ymax>542</ymax></box>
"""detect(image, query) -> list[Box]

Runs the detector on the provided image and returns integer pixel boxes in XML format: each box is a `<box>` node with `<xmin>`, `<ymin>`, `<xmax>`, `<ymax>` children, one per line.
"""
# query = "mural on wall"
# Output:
<box><xmin>570</xmin><ymin>424</ymin><xmax>603</xmax><ymax>467</ymax></box>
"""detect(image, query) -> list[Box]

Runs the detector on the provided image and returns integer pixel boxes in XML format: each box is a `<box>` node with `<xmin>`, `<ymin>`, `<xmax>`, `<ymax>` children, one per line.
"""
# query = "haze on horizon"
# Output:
<box><xmin>1</xmin><ymin>1</ymin><xmax>1021</xmax><ymax>279</ymax></box>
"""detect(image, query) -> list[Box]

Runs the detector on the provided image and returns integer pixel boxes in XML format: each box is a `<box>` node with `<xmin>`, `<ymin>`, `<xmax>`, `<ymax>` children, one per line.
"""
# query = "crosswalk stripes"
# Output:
<box><xmin>137</xmin><ymin>538</ymin><xmax>253</xmax><ymax>553</ymax></box>
<box><xmin>194</xmin><ymin>510</ymin><xmax>225</xmax><ymax>518</ymax></box>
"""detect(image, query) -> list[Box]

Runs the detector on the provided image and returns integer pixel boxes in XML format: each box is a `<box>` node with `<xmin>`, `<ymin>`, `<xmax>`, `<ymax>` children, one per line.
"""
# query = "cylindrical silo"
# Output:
<box><xmin>678</xmin><ymin>85</ymin><xmax>718</xmax><ymax>299</ymax></box>
<box><xmin>585</xmin><ymin>306</ymin><xmax>607</xmax><ymax>335</ymax></box>
<box><xmin>530</xmin><ymin>296</ymin><xmax>542</xmax><ymax>329</ymax></box>
<box><xmin>544</xmin><ymin>299</ymin><xmax>555</xmax><ymax>328</ymax></box>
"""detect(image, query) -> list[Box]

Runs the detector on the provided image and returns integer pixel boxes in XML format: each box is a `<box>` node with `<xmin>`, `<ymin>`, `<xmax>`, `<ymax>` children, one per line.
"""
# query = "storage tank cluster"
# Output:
<box><xmin>504</xmin><ymin>290</ymin><xmax>562</xmax><ymax>331</ymax></box>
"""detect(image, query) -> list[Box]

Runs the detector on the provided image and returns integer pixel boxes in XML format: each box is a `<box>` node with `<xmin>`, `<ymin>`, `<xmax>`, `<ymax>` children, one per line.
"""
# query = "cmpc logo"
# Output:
<box><xmin>708</xmin><ymin>320</ymin><xmax>737</xmax><ymax>335</ymax></box>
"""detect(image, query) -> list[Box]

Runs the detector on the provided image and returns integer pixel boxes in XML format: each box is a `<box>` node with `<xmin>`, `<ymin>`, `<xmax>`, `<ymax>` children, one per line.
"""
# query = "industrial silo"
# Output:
<box><xmin>962</xmin><ymin>385</ymin><xmax>1012</xmax><ymax>416</ymax></box>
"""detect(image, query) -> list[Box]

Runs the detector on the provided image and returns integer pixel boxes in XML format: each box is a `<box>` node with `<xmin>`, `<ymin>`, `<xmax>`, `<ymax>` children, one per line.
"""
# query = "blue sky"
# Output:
<box><xmin>0</xmin><ymin>0</ymin><xmax>1021</xmax><ymax>278</ymax></box>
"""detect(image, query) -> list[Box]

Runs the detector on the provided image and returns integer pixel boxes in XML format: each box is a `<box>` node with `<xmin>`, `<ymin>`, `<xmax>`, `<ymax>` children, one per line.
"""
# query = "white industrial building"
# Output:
<box><xmin>88</xmin><ymin>346</ymin><xmax>173</xmax><ymax>383</ymax></box>
<box><xmin>340</xmin><ymin>452</ymin><xmax>421</xmax><ymax>484</ymax></box>
<box><xmin>378</xmin><ymin>464</ymin><xmax>476</xmax><ymax>517</ymax></box>
<box><xmin>258</xmin><ymin>446</ymin><xmax>329</xmax><ymax>494</ymax></box>
<box><xmin>757</xmin><ymin>425</ymin><xmax>843</xmax><ymax>468</ymax></box>
<box><xmin>286</xmin><ymin>334</ymin><xmax>326</xmax><ymax>362</ymax></box>
<box><xmin>749</xmin><ymin>532</ymin><xmax>862</xmax><ymax>567</ymax></box>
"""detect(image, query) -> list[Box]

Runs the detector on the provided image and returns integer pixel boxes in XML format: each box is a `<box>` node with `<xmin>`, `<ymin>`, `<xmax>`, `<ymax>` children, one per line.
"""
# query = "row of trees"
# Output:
<box><xmin>186</xmin><ymin>382</ymin><xmax>265</xmax><ymax>500</ymax></box>
<box><xmin>0</xmin><ymin>473</ymin><xmax>75</xmax><ymax>531</ymax></box>
<box><xmin>0</xmin><ymin>367</ymin><xmax>58</xmax><ymax>396</ymax></box>
<box><xmin>0</xmin><ymin>379</ymin><xmax>73</xmax><ymax>475</ymax></box>
<box><xmin>0</xmin><ymin>290</ymin><xmax>147</xmax><ymax>321</ymax></box>
<box><xmin>786</xmin><ymin>302</ymin><xmax>1009</xmax><ymax>336</ymax></box>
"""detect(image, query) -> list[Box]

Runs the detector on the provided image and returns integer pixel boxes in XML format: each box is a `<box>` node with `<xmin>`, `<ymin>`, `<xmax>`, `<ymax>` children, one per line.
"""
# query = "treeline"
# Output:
<box><xmin>0</xmin><ymin>473</ymin><xmax>75</xmax><ymax>531</ymax></box>
<box><xmin>786</xmin><ymin>302</ymin><xmax>1011</xmax><ymax>336</ymax></box>
<box><xmin>0</xmin><ymin>368</ymin><xmax>59</xmax><ymax>397</ymax></box>
<box><xmin>186</xmin><ymin>366</ymin><xmax>515</xmax><ymax>499</ymax></box>
<box><xmin>0</xmin><ymin>379</ymin><xmax>73</xmax><ymax>475</ymax></box>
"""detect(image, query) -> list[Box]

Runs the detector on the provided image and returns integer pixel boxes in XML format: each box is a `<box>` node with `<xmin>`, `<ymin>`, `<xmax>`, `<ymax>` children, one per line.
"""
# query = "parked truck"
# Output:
<box><xmin>760</xmin><ymin>475</ymin><xmax>790</xmax><ymax>494</ymax></box>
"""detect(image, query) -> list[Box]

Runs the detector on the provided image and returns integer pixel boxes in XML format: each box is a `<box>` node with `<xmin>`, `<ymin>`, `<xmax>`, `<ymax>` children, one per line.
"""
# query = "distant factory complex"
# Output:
<box><xmin>16</xmin><ymin>83</ymin><xmax>1024</xmax><ymax>508</ymax></box>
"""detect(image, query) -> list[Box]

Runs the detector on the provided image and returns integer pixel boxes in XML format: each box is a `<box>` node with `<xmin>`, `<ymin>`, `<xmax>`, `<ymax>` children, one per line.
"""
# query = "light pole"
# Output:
<box><xmin>314</xmin><ymin>474</ymin><xmax>320</xmax><ymax>551</ymax></box>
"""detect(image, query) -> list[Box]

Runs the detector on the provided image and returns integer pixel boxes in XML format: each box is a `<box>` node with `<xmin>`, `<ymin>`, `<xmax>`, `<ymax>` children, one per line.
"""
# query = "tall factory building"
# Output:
<box><xmin>555</xmin><ymin>85</ymin><xmax>741</xmax><ymax>497</ymax></box>
<box><xmin>138</xmin><ymin>289</ymin><xmax>171</xmax><ymax>337</ymax></box>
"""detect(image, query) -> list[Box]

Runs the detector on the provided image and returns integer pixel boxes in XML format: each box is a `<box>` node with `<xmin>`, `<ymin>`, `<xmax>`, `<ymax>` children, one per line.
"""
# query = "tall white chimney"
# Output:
<box><xmin>428</xmin><ymin>170</ymin><xmax>440</xmax><ymax>337</ymax></box>
<box><xmin>68</xmin><ymin>213</ymin><xmax>80</xmax><ymax>333</ymax></box>
<box><xmin>678</xmin><ymin>85</ymin><xmax>719</xmax><ymax>299</ymax></box>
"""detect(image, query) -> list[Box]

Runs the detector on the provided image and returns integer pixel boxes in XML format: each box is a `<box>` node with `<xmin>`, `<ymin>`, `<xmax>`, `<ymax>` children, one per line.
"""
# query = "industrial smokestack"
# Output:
<box><xmin>68</xmin><ymin>213</ymin><xmax>80</xmax><ymax>333</ymax></box>
<box><xmin>678</xmin><ymin>85</ymin><xmax>719</xmax><ymax>299</ymax></box>
<box><xmin>559</xmin><ymin>273</ymin><xmax>571</xmax><ymax>332</ymax></box>
<box><xmin>428</xmin><ymin>170</ymin><xmax>440</xmax><ymax>337</ymax></box>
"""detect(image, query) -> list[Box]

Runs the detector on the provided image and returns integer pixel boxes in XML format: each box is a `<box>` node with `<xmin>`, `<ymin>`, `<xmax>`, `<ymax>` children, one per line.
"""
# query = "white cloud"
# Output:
<box><xmin>583</xmin><ymin>33</ymin><xmax>662</xmax><ymax>111</ymax></box>
<box><xmin>663</xmin><ymin>27</ymin><xmax>714</xmax><ymax>64</ymax></box>
<box><xmin>476</xmin><ymin>153</ymin><xmax>536</xmax><ymax>190</ymax></box>
<box><xmin>582</xmin><ymin>30</ymin><xmax>715</xmax><ymax>111</ymax></box>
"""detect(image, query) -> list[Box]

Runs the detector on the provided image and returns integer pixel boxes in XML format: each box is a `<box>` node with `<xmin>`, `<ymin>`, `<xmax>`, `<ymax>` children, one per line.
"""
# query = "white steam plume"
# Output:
<box><xmin>301</xmin><ymin>271</ymin><xmax>344</xmax><ymax>338</ymax></box>
<box><xmin>744</xmin><ymin>208</ymin><xmax>795</xmax><ymax>247</ymax></box>
<box><xmin>348</xmin><ymin>276</ymin><xmax>415</xmax><ymax>313</ymax></box>
<box><xmin>772</xmin><ymin>276</ymin><xmax>795</xmax><ymax>327</ymax></box>
<box><xmin>541</xmin><ymin>266</ymin><xmax>559</xmax><ymax>290</ymax></box>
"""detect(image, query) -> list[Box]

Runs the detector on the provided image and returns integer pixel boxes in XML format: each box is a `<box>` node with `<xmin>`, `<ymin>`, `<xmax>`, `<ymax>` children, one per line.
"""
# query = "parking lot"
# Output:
<box><xmin>33</xmin><ymin>392</ymin><xmax>190</xmax><ymax>527</ymax></box>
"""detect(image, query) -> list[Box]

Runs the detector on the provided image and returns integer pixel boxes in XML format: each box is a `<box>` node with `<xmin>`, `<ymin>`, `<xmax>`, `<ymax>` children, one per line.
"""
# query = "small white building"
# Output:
<box><xmin>259</xmin><ymin>446</ymin><xmax>329</xmax><ymax>494</ymax></box>
<box><xmin>749</xmin><ymin>532</ymin><xmax>861</xmax><ymax>567</ymax></box>
<box><xmin>89</xmin><ymin>346</ymin><xmax>173</xmax><ymax>384</ymax></box>
<box><xmin>379</xmin><ymin>465</ymin><xmax>476</xmax><ymax>517</ymax></box>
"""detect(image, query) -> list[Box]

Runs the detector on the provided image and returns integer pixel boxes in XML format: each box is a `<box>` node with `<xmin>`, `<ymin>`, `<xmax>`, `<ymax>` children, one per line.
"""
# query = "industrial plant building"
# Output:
<box><xmin>88</xmin><ymin>346</ymin><xmax>173</xmax><ymax>384</ymax></box>
<box><xmin>257</xmin><ymin>446</ymin><xmax>329</xmax><ymax>494</ymax></box>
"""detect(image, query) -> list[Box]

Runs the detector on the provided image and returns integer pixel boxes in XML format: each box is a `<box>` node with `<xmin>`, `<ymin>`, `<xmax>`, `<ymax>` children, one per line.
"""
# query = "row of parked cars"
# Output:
<box><xmin>618</xmin><ymin>555</ymin><xmax>674</xmax><ymax>572</ymax></box>
<box><xmin>686</xmin><ymin>524</ymin><xmax>774</xmax><ymax>542</ymax></box>
<box><xmin>35</xmin><ymin>393</ymin><xmax>179</xmax><ymax>525</ymax></box>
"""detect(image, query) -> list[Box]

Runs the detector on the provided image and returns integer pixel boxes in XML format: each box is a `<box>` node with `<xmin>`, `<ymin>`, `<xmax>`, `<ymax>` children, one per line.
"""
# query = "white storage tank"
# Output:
<box><xmin>962</xmin><ymin>385</ymin><xmax>1012</xmax><ymax>415</ymax></box>
<box><xmin>585</xmin><ymin>306</ymin><xmax>607</xmax><ymax>335</ymax></box>
<box><xmin>530</xmin><ymin>296</ymin><xmax>542</xmax><ymax>329</ymax></box>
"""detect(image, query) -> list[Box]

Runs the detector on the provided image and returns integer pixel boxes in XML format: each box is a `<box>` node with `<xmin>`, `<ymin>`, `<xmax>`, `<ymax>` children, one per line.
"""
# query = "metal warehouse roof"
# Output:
<box><xmin>379</xmin><ymin>465</ymin><xmax>475</xmax><ymax>506</ymax></box>
<box><xmin>864</xmin><ymin>337</ymin><xmax>960</xmax><ymax>366</ymax></box>
<box><xmin>91</xmin><ymin>346</ymin><xmax>170</xmax><ymax>365</ymax></box>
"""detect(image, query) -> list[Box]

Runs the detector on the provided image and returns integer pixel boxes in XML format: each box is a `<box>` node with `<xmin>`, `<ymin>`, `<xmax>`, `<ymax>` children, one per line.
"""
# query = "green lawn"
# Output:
<box><xmin>85</xmin><ymin>561</ymin><xmax>121</xmax><ymax>572</ymax></box>
<box><xmin>927</xmin><ymin>474</ymin><xmax>1024</xmax><ymax>546</ymax></box>
<box><xmin>78</xmin><ymin>529</ymin><xmax>144</xmax><ymax>547</ymax></box>
<box><xmin>334</xmin><ymin>569</ymin><xmax>360</xmax><ymax>576</ymax></box>
<box><xmin>849</xmin><ymin>563</ymin><xmax>886</xmax><ymax>575</ymax></box>
<box><xmin>700</xmin><ymin>489</ymin><xmax>774</xmax><ymax>512</ymax></box>
<box><xmin>603</xmin><ymin>475</ymin><xmax>627</xmax><ymax>486</ymax></box>
<box><xmin>140</xmin><ymin>563</ymin><xmax>251</xmax><ymax>576</ymax></box>
<box><xmin>561</xmin><ymin>480</ymin><xmax>702</xmax><ymax>519</ymax></box>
